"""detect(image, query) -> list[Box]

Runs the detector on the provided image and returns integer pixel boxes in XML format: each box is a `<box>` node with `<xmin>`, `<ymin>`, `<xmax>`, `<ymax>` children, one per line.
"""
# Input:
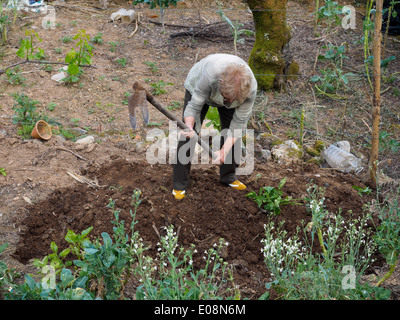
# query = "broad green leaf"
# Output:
<box><xmin>73</xmin><ymin>275</ymin><xmax>88</xmax><ymax>289</ymax></box>
<box><xmin>60</xmin><ymin>268</ymin><xmax>74</xmax><ymax>287</ymax></box>
<box><xmin>50</xmin><ymin>241</ymin><xmax>58</xmax><ymax>253</ymax></box>
<box><xmin>84</xmin><ymin>248</ymin><xmax>99</xmax><ymax>255</ymax></box>
<box><xmin>310</xmin><ymin>76</ymin><xmax>321</xmax><ymax>82</ymax></box>
<box><xmin>25</xmin><ymin>274</ymin><xmax>37</xmax><ymax>291</ymax></box>
<box><xmin>81</xmin><ymin>226</ymin><xmax>93</xmax><ymax>238</ymax></box>
<box><xmin>65</xmin><ymin>49</ymin><xmax>77</xmax><ymax>64</ymax></box>
<box><xmin>60</xmin><ymin>248</ymin><xmax>71</xmax><ymax>258</ymax></box>
<box><xmin>65</xmin><ymin>230</ymin><xmax>78</xmax><ymax>244</ymax></box>
<box><xmin>101</xmin><ymin>232</ymin><xmax>113</xmax><ymax>247</ymax></box>
<box><xmin>67</xmin><ymin>64</ymin><xmax>79</xmax><ymax>76</ymax></box>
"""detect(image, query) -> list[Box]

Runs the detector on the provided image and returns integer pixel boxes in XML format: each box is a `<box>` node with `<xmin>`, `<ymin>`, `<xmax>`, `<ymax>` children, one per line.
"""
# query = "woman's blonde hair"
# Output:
<box><xmin>219</xmin><ymin>64</ymin><xmax>252</xmax><ymax>103</ymax></box>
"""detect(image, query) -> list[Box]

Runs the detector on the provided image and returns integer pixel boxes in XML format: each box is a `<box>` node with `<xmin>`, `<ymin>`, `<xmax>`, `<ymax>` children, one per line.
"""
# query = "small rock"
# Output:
<box><xmin>75</xmin><ymin>135</ymin><xmax>95</xmax><ymax>145</ymax></box>
<box><xmin>271</xmin><ymin>140</ymin><xmax>301</xmax><ymax>164</ymax></box>
<box><xmin>260</xmin><ymin>149</ymin><xmax>271</xmax><ymax>161</ymax></box>
<box><xmin>135</xmin><ymin>141</ymin><xmax>147</xmax><ymax>153</ymax></box>
<box><xmin>51</xmin><ymin>72</ymin><xmax>67</xmax><ymax>82</ymax></box>
<box><xmin>75</xmin><ymin>144</ymin><xmax>85</xmax><ymax>151</ymax></box>
<box><xmin>53</xmin><ymin>135</ymin><xmax>66</xmax><ymax>145</ymax></box>
<box><xmin>86</xmin><ymin>144</ymin><xmax>96</xmax><ymax>153</ymax></box>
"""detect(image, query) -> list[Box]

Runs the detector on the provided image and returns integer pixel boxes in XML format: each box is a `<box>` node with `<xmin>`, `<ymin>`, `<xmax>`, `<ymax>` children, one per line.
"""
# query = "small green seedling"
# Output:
<box><xmin>246</xmin><ymin>177</ymin><xmax>302</xmax><ymax>215</ymax></box>
<box><xmin>352</xmin><ymin>185</ymin><xmax>372</xmax><ymax>196</ymax></box>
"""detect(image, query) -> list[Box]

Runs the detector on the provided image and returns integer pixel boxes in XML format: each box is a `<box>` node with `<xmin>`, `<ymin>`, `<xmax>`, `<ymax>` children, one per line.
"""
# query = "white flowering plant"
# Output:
<box><xmin>135</xmin><ymin>227</ymin><xmax>236</xmax><ymax>300</ymax></box>
<box><xmin>373</xmin><ymin>188</ymin><xmax>400</xmax><ymax>287</ymax></box>
<box><xmin>260</xmin><ymin>184</ymin><xmax>378</xmax><ymax>300</ymax></box>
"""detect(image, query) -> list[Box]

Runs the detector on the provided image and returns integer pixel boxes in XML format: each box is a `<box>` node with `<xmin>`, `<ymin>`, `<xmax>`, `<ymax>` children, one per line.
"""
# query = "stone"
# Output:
<box><xmin>135</xmin><ymin>141</ymin><xmax>147</xmax><ymax>153</ymax></box>
<box><xmin>271</xmin><ymin>140</ymin><xmax>301</xmax><ymax>164</ymax></box>
<box><xmin>75</xmin><ymin>135</ymin><xmax>95</xmax><ymax>145</ymax></box>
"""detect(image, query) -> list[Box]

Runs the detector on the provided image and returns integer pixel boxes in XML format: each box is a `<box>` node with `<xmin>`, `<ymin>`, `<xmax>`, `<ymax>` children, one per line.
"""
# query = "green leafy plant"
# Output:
<box><xmin>5</xmin><ymin>268</ymin><xmax>95</xmax><ymax>300</ymax></box>
<box><xmin>379</xmin><ymin>131</ymin><xmax>400</xmax><ymax>154</ymax></box>
<box><xmin>310</xmin><ymin>43</ymin><xmax>355</xmax><ymax>97</ymax></box>
<box><xmin>61</xmin><ymin>36</ymin><xmax>73</xmax><ymax>43</ymax></box>
<box><xmin>143</xmin><ymin>61</ymin><xmax>159</xmax><ymax>73</ymax></box>
<box><xmin>217</xmin><ymin>3</ymin><xmax>254</xmax><ymax>54</ymax></box>
<box><xmin>116</xmin><ymin>58</ymin><xmax>127</xmax><ymax>67</ymax></box>
<box><xmin>53</xmin><ymin>126</ymin><xmax>81</xmax><ymax>141</ymax></box>
<box><xmin>4</xmin><ymin>66</ymin><xmax>25</xmax><ymax>85</ymax></box>
<box><xmin>11</xmin><ymin>93</ymin><xmax>41</xmax><ymax>123</ymax></box>
<box><xmin>47</xmin><ymin>102</ymin><xmax>56</xmax><ymax>111</ymax></box>
<box><xmin>11</xmin><ymin>92</ymin><xmax>58</xmax><ymax>138</ymax></box>
<box><xmin>318</xmin><ymin>43</ymin><xmax>349</xmax><ymax>66</ymax></box>
<box><xmin>33</xmin><ymin>241</ymin><xmax>72</xmax><ymax>276</ymax></box>
<box><xmin>246</xmin><ymin>177</ymin><xmax>302</xmax><ymax>215</ymax></box>
<box><xmin>149</xmin><ymin>80</ymin><xmax>173</xmax><ymax>95</ymax></box>
<box><xmin>107</xmin><ymin>41</ymin><xmax>123</xmax><ymax>52</ymax></box>
<box><xmin>352</xmin><ymin>185</ymin><xmax>372</xmax><ymax>197</ymax></box>
<box><xmin>64</xmin><ymin>29</ymin><xmax>93</xmax><ymax>83</ymax></box>
<box><xmin>91</xmin><ymin>32</ymin><xmax>103</xmax><ymax>44</ymax></box>
<box><xmin>167</xmin><ymin>100</ymin><xmax>181</xmax><ymax>111</ymax></box>
<box><xmin>0</xmin><ymin>168</ymin><xmax>6</xmax><ymax>176</ymax></box>
<box><xmin>16</xmin><ymin>29</ymin><xmax>45</xmax><ymax>60</ymax></box>
<box><xmin>316</xmin><ymin>0</ymin><xmax>344</xmax><ymax>32</ymax></box>
<box><xmin>260</xmin><ymin>208</ymin><xmax>380</xmax><ymax>300</ymax></box>
<box><xmin>0</xmin><ymin>243</ymin><xmax>19</xmax><ymax>298</ymax></box>
<box><xmin>205</xmin><ymin>107</ymin><xmax>221</xmax><ymax>132</ymax></box>
<box><xmin>373</xmin><ymin>189</ymin><xmax>400</xmax><ymax>287</ymax></box>
<box><xmin>135</xmin><ymin>227</ymin><xmax>235</xmax><ymax>300</ymax></box>
<box><xmin>121</xmin><ymin>92</ymin><xmax>130</xmax><ymax>106</ymax></box>
<box><xmin>65</xmin><ymin>227</ymin><xmax>93</xmax><ymax>260</ymax></box>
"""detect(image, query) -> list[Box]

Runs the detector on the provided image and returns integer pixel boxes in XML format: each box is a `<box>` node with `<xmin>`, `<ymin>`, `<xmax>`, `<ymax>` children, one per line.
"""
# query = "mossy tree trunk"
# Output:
<box><xmin>245</xmin><ymin>0</ymin><xmax>299</xmax><ymax>91</ymax></box>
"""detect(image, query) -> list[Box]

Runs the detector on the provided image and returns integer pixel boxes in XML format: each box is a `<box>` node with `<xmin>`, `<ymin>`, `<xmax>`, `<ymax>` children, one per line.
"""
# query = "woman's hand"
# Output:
<box><xmin>212</xmin><ymin>136</ymin><xmax>237</xmax><ymax>165</ymax></box>
<box><xmin>180</xmin><ymin>116</ymin><xmax>196</xmax><ymax>139</ymax></box>
<box><xmin>180</xmin><ymin>128</ymin><xmax>196</xmax><ymax>139</ymax></box>
<box><xmin>212</xmin><ymin>149</ymin><xmax>226</xmax><ymax>165</ymax></box>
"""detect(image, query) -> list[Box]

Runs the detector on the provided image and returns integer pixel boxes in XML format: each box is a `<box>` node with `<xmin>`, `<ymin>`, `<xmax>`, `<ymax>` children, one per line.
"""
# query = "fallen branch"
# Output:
<box><xmin>170</xmin><ymin>30</ymin><xmax>232</xmax><ymax>41</ymax></box>
<box><xmin>148</xmin><ymin>19</ymin><xmax>226</xmax><ymax>29</ymax></box>
<box><xmin>0</xmin><ymin>59</ymin><xmax>96</xmax><ymax>76</ymax></box>
<box><xmin>129</xmin><ymin>13</ymin><xmax>140</xmax><ymax>38</ymax></box>
<box><xmin>66</xmin><ymin>171</ymin><xmax>106</xmax><ymax>189</ymax></box>
<box><xmin>56</xmin><ymin>146</ymin><xmax>88</xmax><ymax>161</ymax></box>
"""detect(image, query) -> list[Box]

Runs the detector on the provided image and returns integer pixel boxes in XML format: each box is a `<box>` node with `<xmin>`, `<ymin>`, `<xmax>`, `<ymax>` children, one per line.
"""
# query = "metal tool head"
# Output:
<box><xmin>128</xmin><ymin>83</ymin><xmax>150</xmax><ymax>129</ymax></box>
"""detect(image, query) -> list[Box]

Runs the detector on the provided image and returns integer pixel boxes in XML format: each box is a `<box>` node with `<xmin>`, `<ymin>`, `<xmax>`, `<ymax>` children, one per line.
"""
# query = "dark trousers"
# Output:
<box><xmin>172</xmin><ymin>90</ymin><xmax>240</xmax><ymax>191</ymax></box>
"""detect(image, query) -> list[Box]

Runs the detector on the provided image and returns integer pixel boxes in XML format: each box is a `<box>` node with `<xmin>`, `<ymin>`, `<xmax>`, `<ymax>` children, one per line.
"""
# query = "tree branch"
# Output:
<box><xmin>0</xmin><ymin>59</ymin><xmax>96</xmax><ymax>76</ymax></box>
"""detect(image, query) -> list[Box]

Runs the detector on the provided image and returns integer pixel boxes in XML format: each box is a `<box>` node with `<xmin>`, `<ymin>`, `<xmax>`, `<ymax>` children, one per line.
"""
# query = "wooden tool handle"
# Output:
<box><xmin>133</xmin><ymin>81</ymin><xmax>216</xmax><ymax>160</ymax></box>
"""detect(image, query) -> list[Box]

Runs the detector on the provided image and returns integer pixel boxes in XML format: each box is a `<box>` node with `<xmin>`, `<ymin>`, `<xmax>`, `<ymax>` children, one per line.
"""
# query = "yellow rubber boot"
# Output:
<box><xmin>228</xmin><ymin>180</ymin><xmax>246</xmax><ymax>190</ymax></box>
<box><xmin>172</xmin><ymin>189</ymin><xmax>186</xmax><ymax>200</ymax></box>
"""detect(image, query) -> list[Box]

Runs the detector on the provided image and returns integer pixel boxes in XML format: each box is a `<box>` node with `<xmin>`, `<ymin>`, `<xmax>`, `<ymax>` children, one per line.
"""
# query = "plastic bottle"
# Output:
<box><xmin>322</xmin><ymin>144</ymin><xmax>363</xmax><ymax>173</ymax></box>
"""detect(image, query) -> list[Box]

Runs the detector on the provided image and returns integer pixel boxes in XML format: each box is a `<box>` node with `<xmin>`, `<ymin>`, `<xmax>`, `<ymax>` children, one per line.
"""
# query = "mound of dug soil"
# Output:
<box><xmin>14</xmin><ymin>158</ymin><xmax>375</xmax><ymax>299</ymax></box>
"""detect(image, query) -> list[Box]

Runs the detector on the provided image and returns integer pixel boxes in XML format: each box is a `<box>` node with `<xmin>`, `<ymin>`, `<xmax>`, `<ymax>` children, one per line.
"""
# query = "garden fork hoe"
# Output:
<box><xmin>128</xmin><ymin>81</ymin><xmax>216</xmax><ymax>161</ymax></box>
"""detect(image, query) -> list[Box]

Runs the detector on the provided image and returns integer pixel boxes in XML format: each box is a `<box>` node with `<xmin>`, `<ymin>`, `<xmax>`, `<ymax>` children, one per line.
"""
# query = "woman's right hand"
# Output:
<box><xmin>180</xmin><ymin>128</ymin><xmax>195</xmax><ymax>139</ymax></box>
<box><xmin>180</xmin><ymin>116</ymin><xmax>196</xmax><ymax>138</ymax></box>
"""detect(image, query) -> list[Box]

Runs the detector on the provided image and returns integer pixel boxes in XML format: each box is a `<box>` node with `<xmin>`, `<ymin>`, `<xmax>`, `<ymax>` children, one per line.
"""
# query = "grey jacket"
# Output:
<box><xmin>183</xmin><ymin>54</ymin><xmax>257</xmax><ymax>133</ymax></box>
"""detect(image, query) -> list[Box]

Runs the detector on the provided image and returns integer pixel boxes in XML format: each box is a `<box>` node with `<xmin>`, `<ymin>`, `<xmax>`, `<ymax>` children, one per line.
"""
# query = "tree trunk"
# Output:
<box><xmin>245</xmin><ymin>0</ymin><xmax>298</xmax><ymax>91</ymax></box>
